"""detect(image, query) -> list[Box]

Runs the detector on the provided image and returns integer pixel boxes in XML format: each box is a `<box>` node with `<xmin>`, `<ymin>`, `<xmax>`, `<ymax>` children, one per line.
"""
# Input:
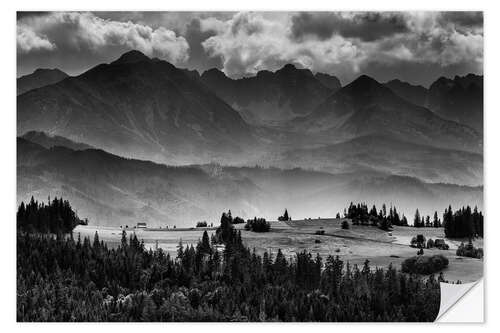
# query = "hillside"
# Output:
<box><xmin>272</xmin><ymin>135</ymin><xmax>483</xmax><ymax>186</ymax></box>
<box><xmin>18</xmin><ymin>138</ymin><xmax>482</xmax><ymax>227</ymax></box>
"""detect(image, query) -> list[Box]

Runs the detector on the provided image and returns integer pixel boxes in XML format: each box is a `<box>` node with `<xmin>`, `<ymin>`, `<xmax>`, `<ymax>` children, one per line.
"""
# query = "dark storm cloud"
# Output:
<box><xmin>291</xmin><ymin>12</ymin><xmax>409</xmax><ymax>42</ymax></box>
<box><xmin>440</xmin><ymin>11</ymin><xmax>483</xmax><ymax>28</ymax></box>
<box><xmin>17</xmin><ymin>12</ymin><xmax>50</xmax><ymax>20</ymax></box>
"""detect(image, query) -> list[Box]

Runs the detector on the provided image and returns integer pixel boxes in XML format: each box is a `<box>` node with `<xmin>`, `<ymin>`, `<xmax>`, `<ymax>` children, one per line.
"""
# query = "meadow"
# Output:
<box><xmin>74</xmin><ymin>217</ymin><xmax>483</xmax><ymax>283</ymax></box>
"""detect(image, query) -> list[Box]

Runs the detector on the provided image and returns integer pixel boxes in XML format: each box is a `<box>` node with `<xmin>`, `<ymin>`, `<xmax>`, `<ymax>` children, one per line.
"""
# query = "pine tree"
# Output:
<box><xmin>413</xmin><ymin>209</ymin><xmax>421</xmax><ymax>228</ymax></box>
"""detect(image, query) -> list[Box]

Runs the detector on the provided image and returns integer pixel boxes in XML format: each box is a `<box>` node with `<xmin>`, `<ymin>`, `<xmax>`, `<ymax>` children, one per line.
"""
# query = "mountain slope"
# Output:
<box><xmin>291</xmin><ymin>75</ymin><xmax>482</xmax><ymax>153</ymax></box>
<box><xmin>384</xmin><ymin>75</ymin><xmax>483</xmax><ymax>133</ymax></box>
<box><xmin>314</xmin><ymin>72</ymin><xmax>342</xmax><ymax>91</ymax></box>
<box><xmin>17</xmin><ymin>68</ymin><xmax>69</xmax><ymax>95</ymax></box>
<box><xmin>200</xmin><ymin>64</ymin><xmax>335</xmax><ymax>125</ymax></box>
<box><xmin>428</xmin><ymin>74</ymin><xmax>483</xmax><ymax>132</ymax></box>
<box><xmin>17</xmin><ymin>50</ymin><xmax>255</xmax><ymax>164</ymax></box>
<box><xmin>384</xmin><ymin>79</ymin><xmax>428</xmax><ymax>107</ymax></box>
<box><xmin>18</xmin><ymin>138</ymin><xmax>482</xmax><ymax>227</ymax></box>
<box><xmin>273</xmin><ymin>135</ymin><xmax>482</xmax><ymax>186</ymax></box>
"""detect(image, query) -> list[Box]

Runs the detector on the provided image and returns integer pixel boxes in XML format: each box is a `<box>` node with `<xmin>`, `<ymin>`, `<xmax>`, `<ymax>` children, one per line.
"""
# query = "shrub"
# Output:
<box><xmin>245</xmin><ymin>217</ymin><xmax>270</xmax><ymax>232</ymax></box>
<box><xmin>434</xmin><ymin>239</ymin><xmax>449</xmax><ymax>250</ymax></box>
<box><xmin>456</xmin><ymin>240</ymin><xmax>483</xmax><ymax>259</ymax></box>
<box><xmin>410</xmin><ymin>234</ymin><xmax>426</xmax><ymax>248</ymax></box>
<box><xmin>341</xmin><ymin>220</ymin><xmax>350</xmax><ymax>229</ymax></box>
<box><xmin>426</xmin><ymin>239</ymin><xmax>434</xmax><ymax>248</ymax></box>
<box><xmin>401</xmin><ymin>255</ymin><xmax>449</xmax><ymax>275</ymax></box>
<box><xmin>196</xmin><ymin>221</ymin><xmax>207</xmax><ymax>228</ymax></box>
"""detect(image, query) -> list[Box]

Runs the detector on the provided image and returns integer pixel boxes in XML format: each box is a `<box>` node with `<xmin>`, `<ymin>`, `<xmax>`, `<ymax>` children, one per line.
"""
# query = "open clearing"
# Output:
<box><xmin>75</xmin><ymin>218</ymin><xmax>483</xmax><ymax>283</ymax></box>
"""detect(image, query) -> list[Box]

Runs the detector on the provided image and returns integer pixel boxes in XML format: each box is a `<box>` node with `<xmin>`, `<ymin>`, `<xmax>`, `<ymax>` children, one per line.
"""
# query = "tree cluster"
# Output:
<box><xmin>245</xmin><ymin>218</ymin><xmax>271</xmax><ymax>233</ymax></box>
<box><xmin>345</xmin><ymin>203</ymin><xmax>408</xmax><ymax>230</ymax></box>
<box><xmin>443</xmin><ymin>205</ymin><xmax>483</xmax><ymax>238</ymax></box>
<box><xmin>456</xmin><ymin>239</ymin><xmax>483</xmax><ymax>259</ymax></box>
<box><xmin>278</xmin><ymin>209</ymin><xmax>291</xmax><ymax>221</ymax></box>
<box><xmin>413</xmin><ymin>210</ymin><xmax>442</xmax><ymax>228</ymax></box>
<box><xmin>17</xmin><ymin>197</ymin><xmax>84</xmax><ymax>234</ymax></box>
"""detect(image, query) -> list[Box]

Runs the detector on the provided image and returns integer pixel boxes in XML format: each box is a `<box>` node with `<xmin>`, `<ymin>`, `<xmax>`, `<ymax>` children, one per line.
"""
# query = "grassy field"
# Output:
<box><xmin>74</xmin><ymin>218</ymin><xmax>483</xmax><ymax>283</ymax></box>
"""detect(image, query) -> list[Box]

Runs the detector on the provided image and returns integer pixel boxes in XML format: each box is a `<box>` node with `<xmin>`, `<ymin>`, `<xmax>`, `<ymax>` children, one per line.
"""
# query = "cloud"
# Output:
<box><xmin>202</xmin><ymin>12</ymin><xmax>364</xmax><ymax>78</ymax></box>
<box><xmin>17</xmin><ymin>12</ymin><xmax>189</xmax><ymax>63</ymax></box>
<box><xmin>201</xmin><ymin>11</ymin><xmax>482</xmax><ymax>82</ymax></box>
<box><xmin>17</xmin><ymin>11</ymin><xmax>483</xmax><ymax>86</ymax></box>
<box><xmin>17</xmin><ymin>25</ymin><xmax>55</xmax><ymax>53</ymax></box>
<box><xmin>440</xmin><ymin>11</ymin><xmax>483</xmax><ymax>29</ymax></box>
<box><xmin>291</xmin><ymin>12</ymin><xmax>410</xmax><ymax>42</ymax></box>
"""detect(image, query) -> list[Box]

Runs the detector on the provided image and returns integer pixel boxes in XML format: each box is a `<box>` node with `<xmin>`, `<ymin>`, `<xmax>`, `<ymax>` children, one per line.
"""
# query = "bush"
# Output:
<box><xmin>456</xmin><ymin>240</ymin><xmax>483</xmax><ymax>259</ymax></box>
<box><xmin>196</xmin><ymin>221</ymin><xmax>207</xmax><ymax>228</ymax></box>
<box><xmin>410</xmin><ymin>234</ymin><xmax>426</xmax><ymax>248</ymax></box>
<box><xmin>401</xmin><ymin>255</ymin><xmax>449</xmax><ymax>275</ymax></box>
<box><xmin>426</xmin><ymin>239</ymin><xmax>434</xmax><ymax>248</ymax></box>
<box><xmin>245</xmin><ymin>217</ymin><xmax>270</xmax><ymax>232</ymax></box>
<box><xmin>434</xmin><ymin>239</ymin><xmax>449</xmax><ymax>250</ymax></box>
<box><xmin>341</xmin><ymin>220</ymin><xmax>349</xmax><ymax>229</ymax></box>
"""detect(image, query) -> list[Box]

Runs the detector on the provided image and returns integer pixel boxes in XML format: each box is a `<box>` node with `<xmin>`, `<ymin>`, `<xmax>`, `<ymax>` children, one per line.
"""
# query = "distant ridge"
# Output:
<box><xmin>21</xmin><ymin>131</ymin><xmax>94</xmax><ymax>151</ymax></box>
<box><xmin>17</xmin><ymin>68</ymin><xmax>68</xmax><ymax>95</ymax></box>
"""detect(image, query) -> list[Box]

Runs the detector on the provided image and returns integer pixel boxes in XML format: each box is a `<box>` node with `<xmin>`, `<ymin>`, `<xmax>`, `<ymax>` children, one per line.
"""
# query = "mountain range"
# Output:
<box><xmin>17</xmin><ymin>50</ymin><xmax>483</xmax><ymax>226</ymax></box>
<box><xmin>290</xmin><ymin>75</ymin><xmax>481</xmax><ymax>153</ymax></box>
<box><xmin>18</xmin><ymin>50</ymin><xmax>255</xmax><ymax>165</ymax></box>
<box><xmin>200</xmin><ymin>64</ymin><xmax>337</xmax><ymax>125</ymax></box>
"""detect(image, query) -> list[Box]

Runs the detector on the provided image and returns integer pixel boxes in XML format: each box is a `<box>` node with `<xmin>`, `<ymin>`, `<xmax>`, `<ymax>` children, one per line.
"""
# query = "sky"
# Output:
<box><xmin>17</xmin><ymin>11</ymin><xmax>483</xmax><ymax>86</ymax></box>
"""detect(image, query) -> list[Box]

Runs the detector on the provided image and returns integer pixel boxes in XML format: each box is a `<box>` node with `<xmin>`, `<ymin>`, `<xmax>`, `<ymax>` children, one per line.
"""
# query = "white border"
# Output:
<box><xmin>2</xmin><ymin>0</ymin><xmax>499</xmax><ymax>331</ymax></box>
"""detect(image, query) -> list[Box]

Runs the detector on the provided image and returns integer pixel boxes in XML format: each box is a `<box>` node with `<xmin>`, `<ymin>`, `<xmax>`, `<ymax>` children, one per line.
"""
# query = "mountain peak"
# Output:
<box><xmin>280</xmin><ymin>63</ymin><xmax>297</xmax><ymax>71</ymax></box>
<box><xmin>112</xmin><ymin>50</ymin><xmax>151</xmax><ymax>65</ymax></box>
<box><xmin>201</xmin><ymin>68</ymin><xmax>228</xmax><ymax>79</ymax></box>
<box><xmin>17</xmin><ymin>68</ymin><xmax>69</xmax><ymax>95</ymax></box>
<box><xmin>32</xmin><ymin>68</ymin><xmax>66</xmax><ymax>75</ymax></box>
<box><xmin>354</xmin><ymin>74</ymin><xmax>378</xmax><ymax>84</ymax></box>
<box><xmin>343</xmin><ymin>75</ymin><xmax>383</xmax><ymax>92</ymax></box>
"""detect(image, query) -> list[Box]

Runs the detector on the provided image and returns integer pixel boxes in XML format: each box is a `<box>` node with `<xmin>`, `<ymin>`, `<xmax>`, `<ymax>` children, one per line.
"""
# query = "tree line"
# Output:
<box><xmin>343</xmin><ymin>202</ymin><xmax>483</xmax><ymax>239</ymax></box>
